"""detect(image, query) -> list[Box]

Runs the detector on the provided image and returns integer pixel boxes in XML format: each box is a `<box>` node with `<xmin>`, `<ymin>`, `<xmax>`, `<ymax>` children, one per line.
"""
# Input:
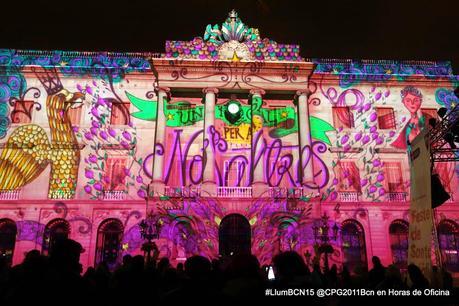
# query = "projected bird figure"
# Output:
<box><xmin>0</xmin><ymin>68</ymin><xmax>84</xmax><ymax>199</ymax></box>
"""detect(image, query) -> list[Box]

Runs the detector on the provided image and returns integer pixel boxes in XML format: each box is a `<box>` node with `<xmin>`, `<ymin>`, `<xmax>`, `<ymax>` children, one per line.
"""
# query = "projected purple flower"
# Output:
<box><xmin>137</xmin><ymin>189</ymin><xmax>146</xmax><ymax>198</ymax></box>
<box><xmin>361</xmin><ymin>178</ymin><xmax>368</xmax><ymax>187</ymax></box>
<box><xmin>369</xmin><ymin>112</ymin><xmax>377</xmax><ymax>122</ymax></box>
<box><xmin>84</xmin><ymin>132</ymin><xmax>93</xmax><ymax>140</ymax></box>
<box><xmin>122</xmin><ymin>131</ymin><xmax>132</xmax><ymax>141</ymax></box>
<box><xmin>94</xmin><ymin>182</ymin><xmax>103</xmax><ymax>191</ymax></box>
<box><xmin>91</xmin><ymin>107</ymin><xmax>99</xmax><ymax>118</ymax></box>
<box><xmin>369</xmin><ymin>185</ymin><xmax>377</xmax><ymax>193</ymax></box>
<box><xmin>88</xmin><ymin>154</ymin><xmax>97</xmax><ymax>163</ymax></box>
<box><xmin>354</xmin><ymin>132</ymin><xmax>362</xmax><ymax>141</ymax></box>
<box><xmin>84</xmin><ymin>185</ymin><xmax>92</xmax><ymax>193</ymax></box>
<box><xmin>362</xmin><ymin>135</ymin><xmax>370</xmax><ymax>144</ymax></box>
<box><xmin>376</xmin><ymin>173</ymin><xmax>385</xmax><ymax>182</ymax></box>
<box><xmin>85</xmin><ymin>170</ymin><xmax>94</xmax><ymax>179</ymax></box>
<box><xmin>108</xmin><ymin>128</ymin><xmax>116</xmax><ymax>137</ymax></box>
<box><xmin>99</xmin><ymin>131</ymin><xmax>108</xmax><ymax>140</ymax></box>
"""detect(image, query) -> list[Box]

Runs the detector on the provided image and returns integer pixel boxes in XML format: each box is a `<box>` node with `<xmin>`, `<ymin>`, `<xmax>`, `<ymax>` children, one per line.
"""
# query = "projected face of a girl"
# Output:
<box><xmin>402</xmin><ymin>92</ymin><xmax>422</xmax><ymax>115</ymax></box>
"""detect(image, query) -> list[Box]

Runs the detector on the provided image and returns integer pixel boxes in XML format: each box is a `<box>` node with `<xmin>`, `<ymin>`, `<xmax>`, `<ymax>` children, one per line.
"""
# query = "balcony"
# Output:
<box><xmin>269</xmin><ymin>187</ymin><xmax>304</xmax><ymax>199</ymax></box>
<box><xmin>0</xmin><ymin>189</ymin><xmax>20</xmax><ymax>200</ymax></box>
<box><xmin>102</xmin><ymin>190</ymin><xmax>127</xmax><ymax>200</ymax></box>
<box><xmin>386</xmin><ymin>192</ymin><xmax>407</xmax><ymax>202</ymax></box>
<box><xmin>338</xmin><ymin>191</ymin><xmax>360</xmax><ymax>202</ymax></box>
<box><xmin>164</xmin><ymin>186</ymin><xmax>201</xmax><ymax>198</ymax></box>
<box><xmin>217</xmin><ymin>187</ymin><xmax>252</xmax><ymax>198</ymax></box>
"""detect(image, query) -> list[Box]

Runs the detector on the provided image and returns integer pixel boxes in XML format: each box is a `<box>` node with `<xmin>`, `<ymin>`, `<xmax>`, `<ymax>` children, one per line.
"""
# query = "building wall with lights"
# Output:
<box><xmin>0</xmin><ymin>11</ymin><xmax>458</xmax><ymax>274</ymax></box>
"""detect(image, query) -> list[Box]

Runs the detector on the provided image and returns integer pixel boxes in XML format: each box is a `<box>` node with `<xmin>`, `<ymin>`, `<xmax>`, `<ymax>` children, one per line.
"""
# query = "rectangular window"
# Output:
<box><xmin>376</xmin><ymin>107</ymin><xmax>396</xmax><ymax>129</ymax></box>
<box><xmin>110</xmin><ymin>102</ymin><xmax>130</xmax><ymax>126</ymax></box>
<box><xmin>336</xmin><ymin>161</ymin><xmax>361</xmax><ymax>192</ymax></box>
<box><xmin>332</xmin><ymin>107</ymin><xmax>354</xmax><ymax>129</ymax></box>
<box><xmin>383</xmin><ymin>161</ymin><xmax>404</xmax><ymax>192</ymax></box>
<box><xmin>67</xmin><ymin>105</ymin><xmax>83</xmax><ymax>126</ymax></box>
<box><xmin>421</xmin><ymin>108</ymin><xmax>438</xmax><ymax>124</ymax></box>
<box><xmin>224</xmin><ymin>159</ymin><xmax>247</xmax><ymax>187</ymax></box>
<box><xmin>268</xmin><ymin>158</ymin><xmax>291</xmax><ymax>188</ymax></box>
<box><xmin>166</xmin><ymin>158</ymin><xmax>182</xmax><ymax>187</ymax></box>
<box><xmin>186</xmin><ymin>158</ymin><xmax>201</xmax><ymax>185</ymax></box>
<box><xmin>11</xmin><ymin>100</ymin><xmax>34</xmax><ymax>124</ymax></box>
<box><xmin>104</xmin><ymin>155</ymin><xmax>128</xmax><ymax>191</ymax></box>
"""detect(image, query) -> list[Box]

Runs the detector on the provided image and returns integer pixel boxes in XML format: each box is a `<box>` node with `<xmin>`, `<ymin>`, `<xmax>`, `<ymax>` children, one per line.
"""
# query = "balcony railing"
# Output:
<box><xmin>338</xmin><ymin>191</ymin><xmax>360</xmax><ymax>202</ymax></box>
<box><xmin>386</xmin><ymin>192</ymin><xmax>407</xmax><ymax>202</ymax></box>
<box><xmin>103</xmin><ymin>190</ymin><xmax>127</xmax><ymax>200</ymax></box>
<box><xmin>269</xmin><ymin>187</ymin><xmax>304</xmax><ymax>199</ymax></box>
<box><xmin>164</xmin><ymin>186</ymin><xmax>201</xmax><ymax>198</ymax></box>
<box><xmin>0</xmin><ymin>190</ymin><xmax>20</xmax><ymax>200</ymax></box>
<box><xmin>217</xmin><ymin>187</ymin><xmax>252</xmax><ymax>198</ymax></box>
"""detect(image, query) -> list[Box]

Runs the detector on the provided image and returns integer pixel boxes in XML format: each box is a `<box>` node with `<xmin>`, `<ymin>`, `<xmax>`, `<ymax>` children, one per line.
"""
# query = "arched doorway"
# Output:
<box><xmin>389</xmin><ymin>220</ymin><xmax>409</xmax><ymax>270</ymax></box>
<box><xmin>437</xmin><ymin>219</ymin><xmax>459</xmax><ymax>272</ymax></box>
<box><xmin>0</xmin><ymin>219</ymin><xmax>17</xmax><ymax>266</ymax></box>
<box><xmin>42</xmin><ymin>218</ymin><xmax>70</xmax><ymax>256</ymax></box>
<box><xmin>219</xmin><ymin>214</ymin><xmax>251</xmax><ymax>256</ymax></box>
<box><xmin>341</xmin><ymin>219</ymin><xmax>367</xmax><ymax>272</ymax></box>
<box><xmin>95</xmin><ymin>218</ymin><xmax>124</xmax><ymax>268</ymax></box>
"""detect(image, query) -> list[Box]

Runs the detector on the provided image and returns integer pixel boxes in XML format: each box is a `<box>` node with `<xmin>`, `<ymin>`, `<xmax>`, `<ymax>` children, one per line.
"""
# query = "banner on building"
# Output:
<box><xmin>408</xmin><ymin>129</ymin><xmax>433</xmax><ymax>279</ymax></box>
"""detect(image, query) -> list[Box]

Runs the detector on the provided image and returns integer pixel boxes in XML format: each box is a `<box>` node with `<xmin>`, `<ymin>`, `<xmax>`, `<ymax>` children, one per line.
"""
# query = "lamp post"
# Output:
<box><xmin>312</xmin><ymin>213</ymin><xmax>339</xmax><ymax>272</ymax></box>
<box><xmin>140</xmin><ymin>185</ymin><xmax>162</xmax><ymax>263</ymax></box>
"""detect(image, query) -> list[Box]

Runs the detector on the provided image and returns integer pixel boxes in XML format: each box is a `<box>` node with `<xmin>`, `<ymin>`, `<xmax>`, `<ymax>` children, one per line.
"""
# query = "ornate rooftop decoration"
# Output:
<box><xmin>203</xmin><ymin>9</ymin><xmax>259</xmax><ymax>46</ymax></box>
<box><xmin>164</xmin><ymin>10</ymin><xmax>303</xmax><ymax>62</ymax></box>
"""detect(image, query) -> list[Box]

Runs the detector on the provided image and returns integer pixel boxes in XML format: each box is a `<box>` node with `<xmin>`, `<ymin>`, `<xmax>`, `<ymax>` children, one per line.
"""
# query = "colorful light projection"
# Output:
<box><xmin>313</xmin><ymin>59</ymin><xmax>459</xmax><ymax>88</ymax></box>
<box><xmin>0</xmin><ymin>68</ymin><xmax>84</xmax><ymax>199</ymax></box>
<box><xmin>76</xmin><ymin>85</ymin><xmax>149</xmax><ymax>200</ymax></box>
<box><xmin>166</xmin><ymin>10</ymin><xmax>302</xmax><ymax>62</ymax></box>
<box><xmin>128</xmin><ymin>92</ymin><xmax>335</xmax><ymax>144</ymax></box>
<box><xmin>0</xmin><ymin>49</ymin><xmax>150</xmax><ymax>140</ymax></box>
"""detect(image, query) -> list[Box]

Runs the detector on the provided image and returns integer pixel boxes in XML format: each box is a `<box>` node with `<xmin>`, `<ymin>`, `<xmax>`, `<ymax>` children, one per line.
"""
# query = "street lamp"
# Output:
<box><xmin>312</xmin><ymin>213</ymin><xmax>339</xmax><ymax>272</ymax></box>
<box><xmin>139</xmin><ymin>212</ymin><xmax>162</xmax><ymax>263</ymax></box>
<box><xmin>140</xmin><ymin>184</ymin><xmax>162</xmax><ymax>263</ymax></box>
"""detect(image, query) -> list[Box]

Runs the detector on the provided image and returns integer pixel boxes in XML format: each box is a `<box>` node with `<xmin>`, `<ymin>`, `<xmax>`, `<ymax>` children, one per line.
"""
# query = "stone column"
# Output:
<box><xmin>152</xmin><ymin>87</ymin><xmax>170</xmax><ymax>194</ymax></box>
<box><xmin>250</xmin><ymin>89</ymin><xmax>266</xmax><ymax>197</ymax></box>
<box><xmin>296</xmin><ymin>89</ymin><xmax>315</xmax><ymax>187</ymax></box>
<box><xmin>201</xmin><ymin>87</ymin><xmax>218</xmax><ymax>196</ymax></box>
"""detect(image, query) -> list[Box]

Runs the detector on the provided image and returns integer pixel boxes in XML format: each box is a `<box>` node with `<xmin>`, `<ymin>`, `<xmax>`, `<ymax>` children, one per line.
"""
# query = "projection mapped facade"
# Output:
<box><xmin>0</xmin><ymin>10</ymin><xmax>458</xmax><ymax>273</ymax></box>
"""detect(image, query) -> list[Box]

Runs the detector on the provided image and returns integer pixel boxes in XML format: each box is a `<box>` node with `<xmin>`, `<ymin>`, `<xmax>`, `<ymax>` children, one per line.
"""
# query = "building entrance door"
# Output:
<box><xmin>218</xmin><ymin>214</ymin><xmax>251</xmax><ymax>256</ymax></box>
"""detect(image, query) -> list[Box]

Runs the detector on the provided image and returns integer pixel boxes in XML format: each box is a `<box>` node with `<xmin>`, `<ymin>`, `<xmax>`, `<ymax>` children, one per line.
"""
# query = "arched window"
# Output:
<box><xmin>95</xmin><ymin>219</ymin><xmax>124</xmax><ymax>268</ymax></box>
<box><xmin>0</xmin><ymin>219</ymin><xmax>17</xmax><ymax>266</ymax></box>
<box><xmin>341</xmin><ymin>219</ymin><xmax>367</xmax><ymax>272</ymax></box>
<box><xmin>42</xmin><ymin>218</ymin><xmax>70</xmax><ymax>256</ymax></box>
<box><xmin>438</xmin><ymin>220</ymin><xmax>459</xmax><ymax>272</ymax></box>
<box><xmin>389</xmin><ymin>220</ymin><xmax>409</xmax><ymax>269</ymax></box>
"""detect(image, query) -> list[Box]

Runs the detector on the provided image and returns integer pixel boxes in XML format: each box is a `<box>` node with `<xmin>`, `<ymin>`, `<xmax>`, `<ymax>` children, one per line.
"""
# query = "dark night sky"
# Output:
<box><xmin>1</xmin><ymin>0</ymin><xmax>459</xmax><ymax>72</ymax></box>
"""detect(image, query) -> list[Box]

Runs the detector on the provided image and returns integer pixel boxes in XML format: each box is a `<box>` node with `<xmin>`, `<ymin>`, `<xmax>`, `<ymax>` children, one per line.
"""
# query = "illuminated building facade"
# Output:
<box><xmin>0</xmin><ymin>11</ymin><xmax>458</xmax><ymax>275</ymax></box>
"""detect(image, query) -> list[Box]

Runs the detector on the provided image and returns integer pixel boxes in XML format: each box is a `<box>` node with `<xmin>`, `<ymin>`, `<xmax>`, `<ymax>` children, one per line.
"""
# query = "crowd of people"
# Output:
<box><xmin>0</xmin><ymin>238</ymin><xmax>457</xmax><ymax>305</ymax></box>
